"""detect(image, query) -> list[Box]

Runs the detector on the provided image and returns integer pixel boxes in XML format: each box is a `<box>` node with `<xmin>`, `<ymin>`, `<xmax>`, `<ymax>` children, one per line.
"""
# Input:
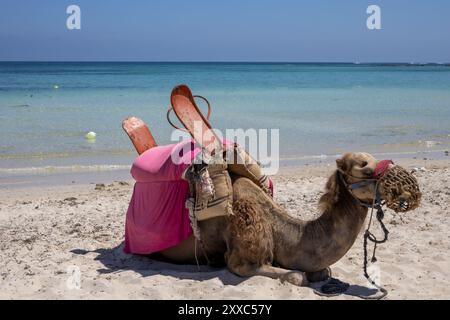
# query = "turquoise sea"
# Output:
<box><xmin>1</xmin><ymin>62</ymin><xmax>450</xmax><ymax>184</ymax></box>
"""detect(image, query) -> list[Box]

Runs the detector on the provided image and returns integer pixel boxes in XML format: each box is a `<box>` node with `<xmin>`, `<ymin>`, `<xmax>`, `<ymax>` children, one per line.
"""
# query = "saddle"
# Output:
<box><xmin>123</xmin><ymin>84</ymin><xmax>272</xmax><ymax>225</ymax></box>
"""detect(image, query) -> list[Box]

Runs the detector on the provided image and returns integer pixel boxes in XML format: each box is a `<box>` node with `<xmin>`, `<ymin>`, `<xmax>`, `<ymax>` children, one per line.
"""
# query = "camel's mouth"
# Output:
<box><xmin>378</xmin><ymin>165</ymin><xmax>422</xmax><ymax>212</ymax></box>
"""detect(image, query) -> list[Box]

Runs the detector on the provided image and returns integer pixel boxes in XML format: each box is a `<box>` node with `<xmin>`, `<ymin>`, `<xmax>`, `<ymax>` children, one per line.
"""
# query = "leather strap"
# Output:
<box><xmin>167</xmin><ymin>95</ymin><xmax>212</xmax><ymax>131</ymax></box>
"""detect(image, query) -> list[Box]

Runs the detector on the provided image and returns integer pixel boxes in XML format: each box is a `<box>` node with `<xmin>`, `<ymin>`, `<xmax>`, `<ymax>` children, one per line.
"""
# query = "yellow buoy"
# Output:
<box><xmin>85</xmin><ymin>131</ymin><xmax>97</xmax><ymax>140</ymax></box>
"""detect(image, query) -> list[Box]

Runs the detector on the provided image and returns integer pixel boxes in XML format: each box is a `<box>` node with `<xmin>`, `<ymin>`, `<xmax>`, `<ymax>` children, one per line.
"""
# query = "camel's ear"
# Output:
<box><xmin>319</xmin><ymin>171</ymin><xmax>340</xmax><ymax>211</ymax></box>
<box><xmin>336</xmin><ymin>157</ymin><xmax>348</xmax><ymax>172</ymax></box>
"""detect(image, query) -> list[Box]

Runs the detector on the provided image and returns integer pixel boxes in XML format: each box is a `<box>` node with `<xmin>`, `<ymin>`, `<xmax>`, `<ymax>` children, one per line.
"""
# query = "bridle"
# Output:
<box><xmin>337</xmin><ymin>159</ymin><xmax>394</xmax><ymax>210</ymax></box>
<box><xmin>338</xmin><ymin>171</ymin><xmax>382</xmax><ymax>209</ymax></box>
<box><xmin>337</xmin><ymin>159</ymin><xmax>394</xmax><ymax>299</ymax></box>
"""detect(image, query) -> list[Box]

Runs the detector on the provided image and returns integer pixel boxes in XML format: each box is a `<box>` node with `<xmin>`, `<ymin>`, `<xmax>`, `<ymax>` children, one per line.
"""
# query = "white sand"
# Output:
<box><xmin>0</xmin><ymin>159</ymin><xmax>449</xmax><ymax>299</ymax></box>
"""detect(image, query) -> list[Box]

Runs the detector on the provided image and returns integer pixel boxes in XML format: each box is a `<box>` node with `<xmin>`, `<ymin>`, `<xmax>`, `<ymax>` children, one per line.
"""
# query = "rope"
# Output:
<box><xmin>194</xmin><ymin>238</ymin><xmax>201</xmax><ymax>272</ymax></box>
<box><xmin>362</xmin><ymin>228</ymin><xmax>388</xmax><ymax>300</ymax></box>
<box><xmin>360</xmin><ymin>181</ymin><xmax>389</xmax><ymax>299</ymax></box>
<box><xmin>186</xmin><ymin>197</ymin><xmax>211</xmax><ymax>270</ymax></box>
<box><xmin>167</xmin><ymin>95</ymin><xmax>212</xmax><ymax>131</ymax></box>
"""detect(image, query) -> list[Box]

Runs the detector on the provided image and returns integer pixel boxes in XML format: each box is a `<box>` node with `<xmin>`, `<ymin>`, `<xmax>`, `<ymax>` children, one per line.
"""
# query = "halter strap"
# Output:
<box><xmin>337</xmin><ymin>170</ymin><xmax>382</xmax><ymax>209</ymax></box>
<box><xmin>348</xmin><ymin>179</ymin><xmax>376</xmax><ymax>190</ymax></box>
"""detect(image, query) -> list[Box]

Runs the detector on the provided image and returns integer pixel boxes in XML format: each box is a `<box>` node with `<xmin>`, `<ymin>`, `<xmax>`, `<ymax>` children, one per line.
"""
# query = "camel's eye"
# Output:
<box><xmin>360</xmin><ymin>161</ymin><xmax>368</xmax><ymax>167</ymax></box>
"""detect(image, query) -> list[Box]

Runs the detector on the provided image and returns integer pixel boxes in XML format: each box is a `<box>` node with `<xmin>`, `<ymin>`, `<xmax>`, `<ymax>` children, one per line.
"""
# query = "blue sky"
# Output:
<box><xmin>0</xmin><ymin>0</ymin><xmax>449</xmax><ymax>62</ymax></box>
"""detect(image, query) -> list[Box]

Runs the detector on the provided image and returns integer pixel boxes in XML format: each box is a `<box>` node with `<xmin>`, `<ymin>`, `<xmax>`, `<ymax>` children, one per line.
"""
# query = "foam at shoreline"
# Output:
<box><xmin>0</xmin><ymin>164</ymin><xmax>131</xmax><ymax>175</ymax></box>
<box><xmin>1</xmin><ymin>148</ymin><xmax>448</xmax><ymax>175</ymax></box>
<box><xmin>1</xmin><ymin>149</ymin><xmax>448</xmax><ymax>189</ymax></box>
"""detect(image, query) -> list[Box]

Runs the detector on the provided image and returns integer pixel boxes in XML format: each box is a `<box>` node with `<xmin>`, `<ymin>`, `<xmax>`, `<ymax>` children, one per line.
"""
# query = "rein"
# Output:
<box><xmin>338</xmin><ymin>169</ymin><xmax>389</xmax><ymax>299</ymax></box>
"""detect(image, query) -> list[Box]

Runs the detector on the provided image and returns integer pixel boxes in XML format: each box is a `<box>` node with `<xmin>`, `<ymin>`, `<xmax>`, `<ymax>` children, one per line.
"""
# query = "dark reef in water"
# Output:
<box><xmin>7</xmin><ymin>104</ymin><xmax>30</xmax><ymax>108</ymax></box>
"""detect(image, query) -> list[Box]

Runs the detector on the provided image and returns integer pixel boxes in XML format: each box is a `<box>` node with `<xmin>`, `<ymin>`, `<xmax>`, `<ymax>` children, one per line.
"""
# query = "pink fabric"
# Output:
<box><xmin>124</xmin><ymin>140</ymin><xmax>200</xmax><ymax>254</ymax></box>
<box><xmin>373</xmin><ymin>160</ymin><xmax>394</xmax><ymax>178</ymax></box>
<box><xmin>124</xmin><ymin>139</ymin><xmax>274</xmax><ymax>255</ymax></box>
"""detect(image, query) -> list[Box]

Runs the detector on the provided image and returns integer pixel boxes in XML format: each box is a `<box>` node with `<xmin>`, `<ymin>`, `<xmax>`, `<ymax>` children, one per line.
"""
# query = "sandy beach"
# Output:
<box><xmin>2</xmin><ymin>0</ymin><xmax>450</xmax><ymax>304</ymax></box>
<box><xmin>0</xmin><ymin>158</ymin><xmax>449</xmax><ymax>300</ymax></box>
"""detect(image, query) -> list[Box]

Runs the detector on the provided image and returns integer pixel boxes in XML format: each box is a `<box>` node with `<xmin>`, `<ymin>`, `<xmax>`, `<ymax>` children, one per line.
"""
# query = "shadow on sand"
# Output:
<box><xmin>309</xmin><ymin>278</ymin><xmax>386</xmax><ymax>299</ymax></box>
<box><xmin>70</xmin><ymin>242</ymin><xmax>247</xmax><ymax>286</ymax></box>
<box><xmin>71</xmin><ymin>244</ymin><xmax>386</xmax><ymax>299</ymax></box>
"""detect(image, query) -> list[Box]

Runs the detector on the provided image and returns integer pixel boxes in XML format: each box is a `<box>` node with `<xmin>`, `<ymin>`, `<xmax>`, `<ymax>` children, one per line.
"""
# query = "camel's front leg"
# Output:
<box><xmin>256</xmin><ymin>265</ymin><xmax>309</xmax><ymax>286</ymax></box>
<box><xmin>306</xmin><ymin>268</ymin><xmax>331</xmax><ymax>282</ymax></box>
<box><xmin>229</xmin><ymin>263</ymin><xmax>309</xmax><ymax>287</ymax></box>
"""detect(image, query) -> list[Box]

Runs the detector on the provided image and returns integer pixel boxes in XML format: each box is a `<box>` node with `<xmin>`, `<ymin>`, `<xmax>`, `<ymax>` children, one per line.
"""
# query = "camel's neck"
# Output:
<box><xmin>272</xmin><ymin>176</ymin><xmax>368</xmax><ymax>272</ymax></box>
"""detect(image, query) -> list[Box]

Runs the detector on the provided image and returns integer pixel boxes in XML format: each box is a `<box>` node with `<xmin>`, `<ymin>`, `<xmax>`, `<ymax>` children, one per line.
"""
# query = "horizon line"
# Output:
<box><xmin>1</xmin><ymin>60</ymin><xmax>449</xmax><ymax>64</ymax></box>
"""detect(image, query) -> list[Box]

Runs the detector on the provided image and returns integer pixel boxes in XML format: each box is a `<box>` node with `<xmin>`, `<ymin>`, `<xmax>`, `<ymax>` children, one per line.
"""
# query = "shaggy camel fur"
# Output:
<box><xmin>161</xmin><ymin>152</ymin><xmax>383</xmax><ymax>286</ymax></box>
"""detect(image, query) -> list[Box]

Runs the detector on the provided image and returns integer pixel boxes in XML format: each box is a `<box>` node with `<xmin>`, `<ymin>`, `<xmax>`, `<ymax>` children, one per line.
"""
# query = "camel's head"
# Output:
<box><xmin>323</xmin><ymin>152</ymin><xmax>421</xmax><ymax>212</ymax></box>
<box><xmin>335</xmin><ymin>152</ymin><xmax>384</xmax><ymax>204</ymax></box>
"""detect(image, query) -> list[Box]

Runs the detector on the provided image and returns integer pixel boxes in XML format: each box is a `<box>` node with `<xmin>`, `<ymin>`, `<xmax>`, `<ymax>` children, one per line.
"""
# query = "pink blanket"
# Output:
<box><xmin>124</xmin><ymin>139</ymin><xmax>273</xmax><ymax>255</ymax></box>
<box><xmin>124</xmin><ymin>140</ymin><xmax>199</xmax><ymax>254</ymax></box>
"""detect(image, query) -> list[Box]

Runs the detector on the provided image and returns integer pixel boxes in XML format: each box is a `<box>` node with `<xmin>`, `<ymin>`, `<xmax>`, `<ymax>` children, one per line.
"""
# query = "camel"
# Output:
<box><xmin>159</xmin><ymin>152</ymin><xmax>387</xmax><ymax>286</ymax></box>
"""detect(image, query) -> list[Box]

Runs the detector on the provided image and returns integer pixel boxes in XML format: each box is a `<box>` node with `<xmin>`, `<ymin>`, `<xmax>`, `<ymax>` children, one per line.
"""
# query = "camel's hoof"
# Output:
<box><xmin>306</xmin><ymin>268</ymin><xmax>331</xmax><ymax>283</ymax></box>
<box><xmin>281</xmin><ymin>271</ymin><xmax>308</xmax><ymax>287</ymax></box>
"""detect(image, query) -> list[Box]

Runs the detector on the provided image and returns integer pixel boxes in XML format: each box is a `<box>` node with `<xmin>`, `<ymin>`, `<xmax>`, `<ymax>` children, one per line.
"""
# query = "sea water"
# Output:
<box><xmin>1</xmin><ymin>62</ymin><xmax>449</xmax><ymax>183</ymax></box>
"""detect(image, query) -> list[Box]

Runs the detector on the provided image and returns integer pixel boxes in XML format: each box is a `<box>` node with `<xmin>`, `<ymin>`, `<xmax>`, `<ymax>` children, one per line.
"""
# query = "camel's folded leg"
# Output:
<box><xmin>229</xmin><ymin>263</ymin><xmax>309</xmax><ymax>287</ymax></box>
